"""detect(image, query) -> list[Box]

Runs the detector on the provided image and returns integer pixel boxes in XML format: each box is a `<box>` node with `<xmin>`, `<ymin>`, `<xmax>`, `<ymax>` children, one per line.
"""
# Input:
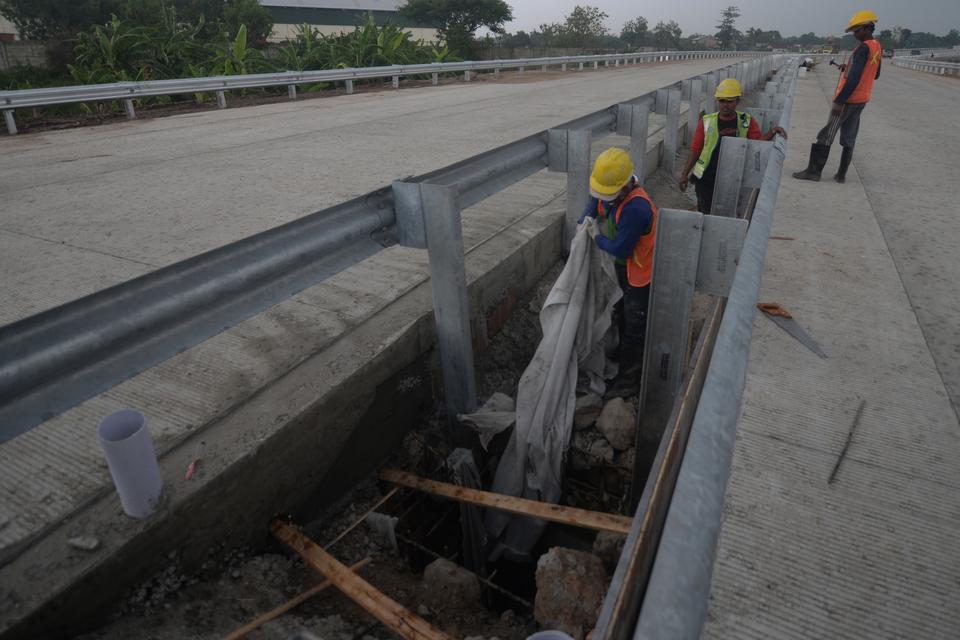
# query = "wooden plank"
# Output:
<box><xmin>272</xmin><ymin>521</ymin><xmax>453</xmax><ymax>640</ymax></box>
<box><xmin>379</xmin><ymin>468</ymin><xmax>631</xmax><ymax>535</ymax></box>
<box><xmin>224</xmin><ymin>557</ymin><xmax>372</xmax><ymax>640</ymax></box>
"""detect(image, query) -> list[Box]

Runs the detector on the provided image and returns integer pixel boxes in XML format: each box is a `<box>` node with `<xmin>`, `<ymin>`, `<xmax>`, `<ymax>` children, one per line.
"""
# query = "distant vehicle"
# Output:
<box><xmin>882</xmin><ymin>49</ymin><xmax>894</xmax><ymax>58</ymax></box>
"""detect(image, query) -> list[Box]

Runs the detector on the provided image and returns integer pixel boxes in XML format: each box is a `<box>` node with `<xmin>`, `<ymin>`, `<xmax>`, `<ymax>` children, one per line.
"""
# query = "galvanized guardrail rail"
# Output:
<box><xmin>0</xmin><ymin>52</ymin><xmax>782</xmax><ymax>440</ymax></box>
<box><xmin>590</xmin><ymin>57</ymin><xmax>800</xmax><ymax>640</ymax></box>
<box><xmin>0</xmin><ymin>49</ymin><xmax>756</xmax><ymax>135</ymax></box>
<box><xmin>893</xmin><ymin>56</ymin><xmax>960</xmax><ymax>76</ymax></box>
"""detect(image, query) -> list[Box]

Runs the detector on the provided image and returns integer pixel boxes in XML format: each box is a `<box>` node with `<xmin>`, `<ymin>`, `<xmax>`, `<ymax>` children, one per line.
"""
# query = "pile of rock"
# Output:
<box><xmin>570</xmin><ymin>395</ymin><xmax>637</xmax><ymax>473</ymax></box>
<box><xmin>534</xmin><ymin>547</ymin><xmax>611</xmax><ymax>640</ymax></box>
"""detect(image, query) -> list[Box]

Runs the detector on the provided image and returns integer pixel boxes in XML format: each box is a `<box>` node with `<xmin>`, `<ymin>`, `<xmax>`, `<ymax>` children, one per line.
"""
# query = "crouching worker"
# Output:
<box><xmin>678</xmin><ymin>78</ymin><xmax>786</xmax><ymax>214</ymax></box>
<box><xmin>580</xmin><ymin>148</ymin><xmax>658</xmax><ymax>397</ymax></box>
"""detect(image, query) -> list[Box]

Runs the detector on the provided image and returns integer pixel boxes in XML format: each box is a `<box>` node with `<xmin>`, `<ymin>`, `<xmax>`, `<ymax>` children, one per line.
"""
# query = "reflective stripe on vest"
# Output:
<box><xmin>596</xmin><ymin>187</ymin><xmax>658</xmax><ymax>288</ymax></box>
<box><xmin>834</xmin><ymin>40</ymin><xmax>882</xmax><ymax>104</ymax></box>
<box><xmin>692</xmin><ymin>111</ymin><xmax>752</xmax><ymax>179</ymax></box>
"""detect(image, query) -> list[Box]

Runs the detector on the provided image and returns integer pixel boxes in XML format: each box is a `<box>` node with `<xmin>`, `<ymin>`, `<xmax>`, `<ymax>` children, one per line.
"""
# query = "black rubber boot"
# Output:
<box><xmin>792</xmin><ymin>143</ymin><xmax>831</xmax><ymax>181</ymax></box>
<box><xmin>834</xmin><ymin>147</ymin><xmax>854</xmax><ymax>183</ymax></box>
<box><xmin>607</xmin><ymin>343</ymin><xmax>644</xmax><ymax>399</ymax></box>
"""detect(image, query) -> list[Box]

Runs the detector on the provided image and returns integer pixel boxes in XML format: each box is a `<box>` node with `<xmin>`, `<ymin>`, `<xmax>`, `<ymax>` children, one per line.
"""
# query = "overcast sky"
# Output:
<box><xmin>503</xmin><ymin>0</ymin><xmax>960</xmax><ymax>37</ymax></box>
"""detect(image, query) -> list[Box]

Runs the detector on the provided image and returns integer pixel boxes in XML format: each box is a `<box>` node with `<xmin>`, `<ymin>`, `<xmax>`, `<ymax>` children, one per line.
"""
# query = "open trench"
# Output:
<box><xmin>77</xmin><ymin>173</ymin><xmax>709</xmax><ymax>640</ymax></box>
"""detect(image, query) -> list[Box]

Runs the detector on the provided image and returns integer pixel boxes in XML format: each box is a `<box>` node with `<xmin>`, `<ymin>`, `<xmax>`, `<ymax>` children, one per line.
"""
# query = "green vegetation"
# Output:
<box><xmin>1</xmin><ymin>6</ymin><xmax>458</xmax><ymax>122</ymax></box>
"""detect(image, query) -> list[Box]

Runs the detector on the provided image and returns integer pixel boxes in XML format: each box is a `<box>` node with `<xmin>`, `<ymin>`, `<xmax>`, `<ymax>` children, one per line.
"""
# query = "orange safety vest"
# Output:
<box><xmin>834</xmin><ymin>39</ymin><xmax>882</xmax><ymax>104</ymax></box>
<box><xmin>596</xmin><ymin>186</ymin><xmax>659</xmax><ymax>288</ymax></box>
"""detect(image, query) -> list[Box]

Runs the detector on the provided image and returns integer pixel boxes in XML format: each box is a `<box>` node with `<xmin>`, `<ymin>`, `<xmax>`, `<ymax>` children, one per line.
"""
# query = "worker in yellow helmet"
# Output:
<box><xmin>678</xmin><ymin>78</ymin><xmax>787</xmax><ymax>213</ymax></box>
<box><xmin>579</xmin><ymin>148</ymin><xmax>658</xmax><ymax>396</ymax></box>
<box><xmin>794</xmin><ymin>10</ymin><xmax>882</xmax><ymax>182</ymax></box>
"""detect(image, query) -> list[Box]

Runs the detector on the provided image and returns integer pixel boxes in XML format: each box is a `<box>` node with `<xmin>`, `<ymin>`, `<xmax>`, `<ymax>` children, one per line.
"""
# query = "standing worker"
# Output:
<box><xmin>793</xmin><ymin>10</ymin><xmax>882</xmax><ymax>183</ymax></box>
<box><xmin>580</xmin><ymin>148</ymin><xmax>657</xmax><ymax>397</ymax></box>
<box><xmin>678</xmin><ymin>78</ymin><xmax>787</xmax><ymax>214</ymax></box>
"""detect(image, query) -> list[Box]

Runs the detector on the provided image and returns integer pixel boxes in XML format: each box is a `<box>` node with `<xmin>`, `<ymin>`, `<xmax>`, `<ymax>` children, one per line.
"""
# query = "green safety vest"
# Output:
<box><xmin>692</xmin><ymin>111</ymin><xmax>752</xmax><ymax>179</ymax></box>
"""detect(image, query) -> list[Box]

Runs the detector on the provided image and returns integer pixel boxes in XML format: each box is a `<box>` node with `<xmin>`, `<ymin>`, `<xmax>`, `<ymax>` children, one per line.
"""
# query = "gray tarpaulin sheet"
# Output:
<box><xmin>466</xmin><ymin>219</ymin><xmax>621</xmax><ymax>559</ymax></box>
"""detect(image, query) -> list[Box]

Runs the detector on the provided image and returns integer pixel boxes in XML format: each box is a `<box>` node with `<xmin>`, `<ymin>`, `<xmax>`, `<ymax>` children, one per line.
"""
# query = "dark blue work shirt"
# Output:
<box><xmin>580</xmin><ymin>194</ymin><xmax>654</xmax><ymax>260</ymax></box>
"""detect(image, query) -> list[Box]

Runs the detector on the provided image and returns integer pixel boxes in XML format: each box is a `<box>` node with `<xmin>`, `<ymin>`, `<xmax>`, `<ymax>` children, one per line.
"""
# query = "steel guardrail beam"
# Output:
<box><xmin>1</xmin><ymin>50</ymin><xmax>755</xmax><ymax>123</ymax></box>
<box><xmin>632</xmin><ymin>57</ymin><xmax>801</xmax><ymax>640</ymax></box>
<box><xmin>0</xmin><ymin>55</ymin><xmax>777</xmax><ymax>441</ymax></box>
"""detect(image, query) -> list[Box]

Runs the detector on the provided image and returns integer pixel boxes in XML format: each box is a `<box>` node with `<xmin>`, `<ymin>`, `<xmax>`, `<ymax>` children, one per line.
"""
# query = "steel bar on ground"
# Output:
<box><xmin>419</xmin><ymin>184</ymin><xmax>478</xmax><ymax>430</ymax></box>
<box><xmin>224</xmin><ymin>557</ymin><xmax>372</xmax><ymax>640</ymax></box>
<box><xmin>379</xmin><ymin>469</ymin><xmax>632</xmax><ymax>534</ymax></box>
<box><xmin>395</xmin><ymin>532</ymin><xmax>532</xmax><ymax>610</ymax></box>
<box><xmin>272</xmin><ymin>522</ymin><xmax>452</xmax><ymax>640</ymax></box>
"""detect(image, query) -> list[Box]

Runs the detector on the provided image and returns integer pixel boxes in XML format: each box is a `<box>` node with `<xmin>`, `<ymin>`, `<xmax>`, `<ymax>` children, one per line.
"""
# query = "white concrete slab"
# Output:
<box><xmin>704</xmin><ymin>66</ymin><xmax>960</xmax><ymax>638</ymax></box>
<box><xmin>0</xmin><ymin>58</ymin><xmax>747</xmax><ymax>323</ymax></box>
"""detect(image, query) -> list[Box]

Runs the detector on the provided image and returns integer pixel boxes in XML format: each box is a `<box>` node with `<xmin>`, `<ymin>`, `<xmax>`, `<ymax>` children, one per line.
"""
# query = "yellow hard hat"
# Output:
<box><xmin>845</xmin><ymin>9</ymin><xmax>878</xmax><ymax>32</ymax></box>
<box><xmin>590</xmin><ymin>148</ymin><xmax>634</xmax><ymax>201</ymax></box>
<box><xmin>715</xmin><ymin>78</ymin><xmax>742</xmax><ymax>99</ymax></box>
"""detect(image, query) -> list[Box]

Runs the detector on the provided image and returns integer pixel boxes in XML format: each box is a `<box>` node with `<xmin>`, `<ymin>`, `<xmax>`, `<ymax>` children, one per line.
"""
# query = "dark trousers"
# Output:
<box><xmin>816</xmin><ymin>102</ymin><xmax>866</xmax><ymax>150</ymax></box>
<box><xmin>614</xmin><ymin>263</ymin><xmax>650</xmax><ymax>354</ymax></box>
<box><xmin>694</xmin><ymin>179</ymin><xmax>715</xmax><ymax>215</ymax></box>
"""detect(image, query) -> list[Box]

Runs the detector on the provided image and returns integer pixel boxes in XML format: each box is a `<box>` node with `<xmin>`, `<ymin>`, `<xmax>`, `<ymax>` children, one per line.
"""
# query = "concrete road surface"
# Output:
<box><xmin>0</xmin><ymin>58</ymin><xmax>742</xmax><ymax>326</ymax></box>
<box><xmin>820</xmin><ymin>66</ymin><xmax>960</xmax><ymax>420</ymax></box>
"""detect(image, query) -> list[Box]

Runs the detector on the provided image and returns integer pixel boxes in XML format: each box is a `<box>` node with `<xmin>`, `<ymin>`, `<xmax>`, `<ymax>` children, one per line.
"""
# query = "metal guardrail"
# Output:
<box><xmin>0</xmin><ymin>49</ymin><xmax>757</xmax><ymax>134</ymax></box>
<box><xmin>0</xmin><ymin>52</ymin><xmax>784</xmax><ymax>444</ymax></box>
<box><xmin>893</xmin><ymin>56</ymin><xmax>960</xmax><ymax>76</ymax></box>
<box><xmin>631</xmin><ymin>57</ymin><xmax>800</xmax><ymax>640</ymax></box>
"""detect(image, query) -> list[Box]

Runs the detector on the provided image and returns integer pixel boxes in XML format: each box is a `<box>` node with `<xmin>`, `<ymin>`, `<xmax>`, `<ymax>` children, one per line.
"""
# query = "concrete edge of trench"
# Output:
<box><xmin>0</xmin><ymin>113</ymin><xmax>688</xmax><ymax>639</ymax></box>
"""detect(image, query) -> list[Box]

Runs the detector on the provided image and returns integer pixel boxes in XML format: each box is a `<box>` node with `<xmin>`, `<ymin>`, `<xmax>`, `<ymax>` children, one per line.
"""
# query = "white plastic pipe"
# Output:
<box><xmin>98</xmin><ymin>409</ymin><xmax>163</xmax><ymax>518</ymax></box>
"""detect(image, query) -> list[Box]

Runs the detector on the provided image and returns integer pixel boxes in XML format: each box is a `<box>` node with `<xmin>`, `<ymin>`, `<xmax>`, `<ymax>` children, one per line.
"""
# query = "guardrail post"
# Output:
<box><xmin>562</xmin><ymin>63</ymin><xmax>567</xmax><ymax>71</ymax></box>
<box><xmin>287</xmin><ymin>84</ymin><xmax>297</xmax><ymax>100</ymax></box>
<box><xmin>519</xmin><ymin>65</ymin><xmax>525</xmax><ymax>75</ymax></box>
<box><xmin>686</xmin><ymin>77</ymin><xmax>703</xmax><ymax>145</ymax></box>
<box><xmin>548</xmin><ymin>127</ymin><xmax>592</xmax><ymax>249</ymax></box>
<box><xmin>630</xmin><ymin>103</ymin><xmax>651</xmax><ymax>182</ymax></box>
<box><xmin>705</xmin><ymin>72</ymin><xmax>717</xmax><ymax>114</ymax></box>
<box><xmin>579</xmin><ymin>62</ymin><xmax>584</xmax><ymax>71</ymax></box>
<box><xmin>216</xmin><ymin>91</ymin><xmax>226</xmax><ymax>109</ymax></box>
<box><xmin>655</xmin><ymin>87</ymin><xmax>668</xmax><ymax>114</ymax></box>
<box><xmin>123</xmin><ymin>99</ymin><xmax>136</xmax><ymax>120</ymax></box>
<box><xmin>346</xmin><ymin>79</ymin><xmax>355</xmax><ymax>94</ymax></box>
<box><xmin>662</xmin><ymin>86</ymin><xmax>682</xmax><ymax>175</ymax></box>
<box><xmin>615</xmin><ymin>58</ymin><xmax>620</xmax><ymax>67</ymax></box>
<box><xmin>464</xmin><ymin>70</ymin><xmax>471</xmax><ymax>81</ymax></box>
<box><xmin>494</xmin><ymin>67</ymin><xmax>500</xmax><ymax>77</ymax></box>
<box><xmin>419</xmin><ymin>183</ymin><xmax>478</xmax><ymax>438</ymax></box>
<box><xmin>431</xmin><ymin>72</ymin><xmax>438</xmax><ymax>85</ymax></box>
<box><xmin>392</xmin><ymin>75</ymin><xmax>400</xmax><ymax>89</ymax></box>
<box><xmin>3</xmin><ymin>110</ymin><xmax>17</xmax><ymax>135</ymax></box>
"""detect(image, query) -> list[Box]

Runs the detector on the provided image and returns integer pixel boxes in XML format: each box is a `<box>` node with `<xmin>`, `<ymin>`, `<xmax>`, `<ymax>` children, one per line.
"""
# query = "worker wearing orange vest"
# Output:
<box><xmin>579</xmin><ymin>148</ymin><xmax>658</xmax><ymax>396</ymax></box>
<box><xmin>794</xmin><ymin>10</ymin><xmax>883</xmax><ymax>183</ymax></box>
